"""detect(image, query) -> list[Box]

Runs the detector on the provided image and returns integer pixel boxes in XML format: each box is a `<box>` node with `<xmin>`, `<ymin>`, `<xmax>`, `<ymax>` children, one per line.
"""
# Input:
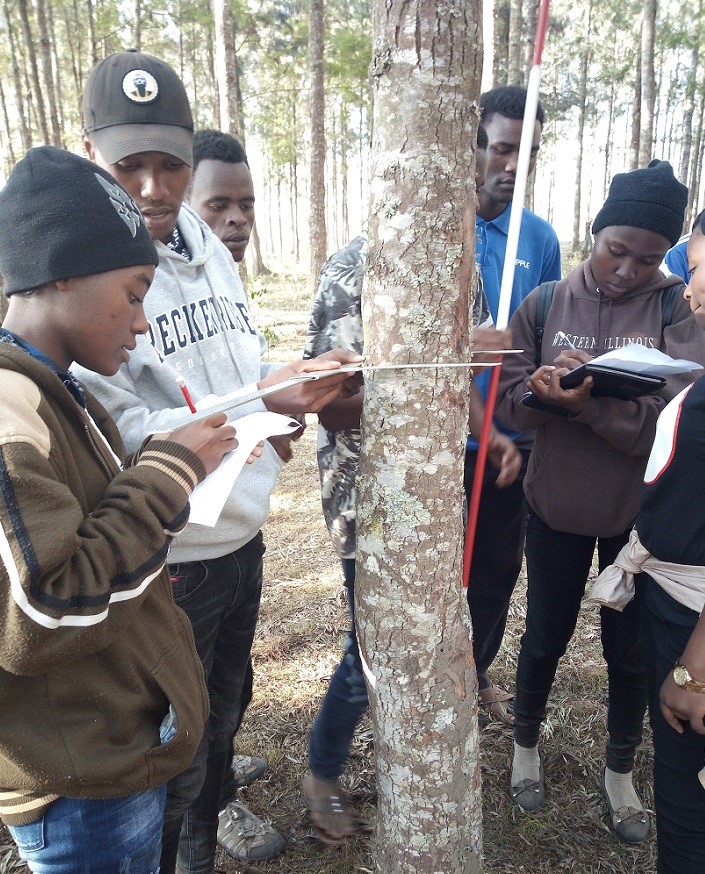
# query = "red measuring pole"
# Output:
<box><xmin>463</xmin><ymin>0</ymin><xmax>551</xmax><ymax>588</ymax></box>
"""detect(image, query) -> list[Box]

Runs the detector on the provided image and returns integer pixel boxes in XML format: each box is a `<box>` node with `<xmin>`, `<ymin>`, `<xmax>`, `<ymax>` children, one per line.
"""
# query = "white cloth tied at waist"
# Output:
<box><xmin>585</xmin><ymin>528</ymin><xmax>705</xmax><ymax>614</ymax></box>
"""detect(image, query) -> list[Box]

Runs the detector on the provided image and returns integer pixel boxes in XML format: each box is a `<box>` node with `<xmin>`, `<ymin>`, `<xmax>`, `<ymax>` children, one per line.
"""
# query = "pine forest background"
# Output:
<box><xmin>0</xmin><ymin>0</ymin><xmax>703</xmax><ymax>270</ymax></box>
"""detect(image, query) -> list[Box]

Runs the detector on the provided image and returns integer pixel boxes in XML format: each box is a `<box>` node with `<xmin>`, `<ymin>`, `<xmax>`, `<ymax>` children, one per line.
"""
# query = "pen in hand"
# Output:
<box><xmin>176</xmin><ymin>375</ymin><xmax>197</xmax><ymax>414</ymax></box>
<box><xmin>155</xmin><ymin>346</ymin><xmax>198</xmax><ymax>414</ymax></box>
<box><xmin>556</xmin><ymin>330</ymin><xmax>577</xmax><ymax>350</ymax></box>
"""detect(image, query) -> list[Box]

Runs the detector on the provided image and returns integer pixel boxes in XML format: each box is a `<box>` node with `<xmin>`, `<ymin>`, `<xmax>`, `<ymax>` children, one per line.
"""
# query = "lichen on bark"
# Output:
<box><xmin>356</xmin><ymin>0</ymin><xmax>484</xmax><ymax>871</ymax></box>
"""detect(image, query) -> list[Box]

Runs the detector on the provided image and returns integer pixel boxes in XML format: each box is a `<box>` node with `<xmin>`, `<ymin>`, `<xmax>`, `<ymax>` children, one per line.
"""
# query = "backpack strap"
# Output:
<box><xmin>660</xmin><ymin>282</ymin><xmax>681</xmax><ymax>334</ymax></box>
<box><xmin>533</xmin><ymin>280</ymin><xmax>557</xmax><ymax>370</ymax></box>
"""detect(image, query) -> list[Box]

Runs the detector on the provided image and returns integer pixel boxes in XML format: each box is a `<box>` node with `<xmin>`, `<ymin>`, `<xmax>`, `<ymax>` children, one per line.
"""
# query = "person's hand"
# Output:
<box><xmin>166</xmin><ymin>413</ymin><xmax>240</xmax><ymax>475</ymax></box>
<box><xmin>260</xmin><ymin>349</ymin><xmax>363</xmax><ymax>415</ymax></box>
<box><xmin>247</xmin><ymin>441</ymin><xmax>265</xmax><ymax>464</ymax></box>
<box><xmin>660</xmin><ymin>671</ymin><xmax>705</xmax><ymax>735</ymax></box>
<box><xmin>268</xmin><ymin>434</ymin><xmax>294</xmax><ymax>463</ymax></box>
<box><xmin>318</xmin><ymin>389</ymin><xmax>364</xmax><ymax>432</ymax></box>
<box><xmin>472</xmin><ymin>326</ymin><xmax>512</xmax><ymax>372</ymax></box>
<box><xmin>526</xmin><ymin>364</ymin><xmax>593</xmax><ymax>415</ymax></box>
<box><xmin>552</xmin><ymin>349</ymin><xmax>591</xmax><ymax>370</ymax></box>
<box><xmin>268</xmin><ymin>417</ymin><xmax>305</xmax><ymax>463</ymax></box>
<box><xmin>487</xmin><ymin>429</ymin><xmax>522</xmax><ymax>487</ymax></box>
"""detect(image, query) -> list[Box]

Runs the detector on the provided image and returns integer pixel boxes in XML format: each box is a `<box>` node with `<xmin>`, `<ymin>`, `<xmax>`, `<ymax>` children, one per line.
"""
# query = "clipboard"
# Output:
<box><xmin>521</xmin><ymin>363</ymin><xmax>666</xmax><ymax>414</ymax></box>
<box><xmin>559</xmin><ymin>363</ymin><xmax>666</xmax><ymax>399</ymax></box>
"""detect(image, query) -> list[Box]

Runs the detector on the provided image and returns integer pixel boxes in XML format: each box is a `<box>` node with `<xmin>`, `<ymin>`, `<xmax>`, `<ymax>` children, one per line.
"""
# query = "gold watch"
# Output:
<box><xmin>672</xmin><ymin>662</ymin><xmax>705</xmax><ymax>694</ymax></box>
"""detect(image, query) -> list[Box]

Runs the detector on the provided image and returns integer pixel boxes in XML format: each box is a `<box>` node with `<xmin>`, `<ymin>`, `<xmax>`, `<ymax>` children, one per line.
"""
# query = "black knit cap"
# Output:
<box><xmin>0</xmin><ymin>146</ymin><xmax>158</xmax><ymax>296</ymax></box>
<box><xmin>83</xmin><ymin>49</ymin><xmax>194</xmax><ymax>166</ymax></box>
<box><xmin>592</xmin><ymin>159</ymin><xmax>688</xmax><ymax>247</ymax></box>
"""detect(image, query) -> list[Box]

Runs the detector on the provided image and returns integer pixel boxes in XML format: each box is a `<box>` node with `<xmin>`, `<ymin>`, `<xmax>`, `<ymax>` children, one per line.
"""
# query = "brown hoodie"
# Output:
<box><xmin>495</xmin><ymin>262</ymin><xmax>705</xmax><ymax>537</ymax></box>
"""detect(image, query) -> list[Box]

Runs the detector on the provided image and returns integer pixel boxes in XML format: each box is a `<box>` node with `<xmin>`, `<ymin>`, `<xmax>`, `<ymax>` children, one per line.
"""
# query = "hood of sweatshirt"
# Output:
<box><xmin>160</xmin><ymin>202</ymin><xmax>215</xmax><ymax>269</ymax></box>
<box><xmin>546</xmin><ymin>262</ymin><xmax>685</xmax><ymax>360</ymax></box>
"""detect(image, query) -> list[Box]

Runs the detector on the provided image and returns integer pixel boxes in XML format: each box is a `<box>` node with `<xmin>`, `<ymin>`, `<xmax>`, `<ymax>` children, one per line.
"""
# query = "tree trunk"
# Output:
<box><xmin>250</xmin><ymin>224</ymin><xmax>270</xmax><ymax>275</ymax></box>
<box><xmin>330</xmin><ymin>107</ymin><xmax>338</xmax><ymax>248</ymax></box>
<box><xmin>688</xmin><ymin>90</ymin><xmax>705</xmax><ymax>228</ymax></box>
<box><xmin>133</xmin><ymin>0</ymin><xmax>142</xmax><ymax>50</ymax></box>
<box><xmin>292</xmin><ymin>91</ymin><xmax>300</xmax><ymax>262</ymax></box>
<box><xmin>86</xmin><ymin>0</ymin><xmax>97</xmax><ymax>67</ymax></box>
<box><xmin>35</xmin><ymin>0</ymin><xmax>61</xmax><ymax>146</ymax></box>
<box><xmin>523</xmin><ymin>0</ymin><xmax>540</xmax><ymax>83</ymax></box>
<box><xmin>0</xmin><ymin>78</ymin><xmax>16</xmax><ymax>172</ymax></box>
<box><xmin>571</xmin><ymin>3</ymin><xmax>591</xmax><ymax>256</ymax></box>
<box><xmin>234</xmin><ymin>53</ymin><xmax>246</xmax><ymax>140</ymax></box>
<box><xmin>67</xmin><ymin>0</ymin><xmax>84</xmax><ymax>113</ymax></box>
<box><xmin>276</xmin><ymin>174</ymin><xmax>283</xmax><ymax>257</ymax></box>
<box><xmin>679</xmin><ymin>40</ymin><xmax>700</xmax><ymax>229</ymax></box>
<box><xmin>46</xmin><ymin>2</ymin><xmax>65</xmax><ymax>134</ymax></box>
<box><xmin>507</xmin><ymin>0</ymin><xmax>523</xmax><ymax>84</ymax></box>
<box><xmin>493</xmin><ymin>0</ymin><xmax>509</xmax><ymax>86</ymax></box>
<box><xmin>638</xmin><ymin>0</ymin><xmax>656</xmax><ymax>167</ymax></box>
<box><xmin>357</xmin><ymin>0</ymin><xmax>483</xmax><ymax>870</ymax></box>
<box><xmin>341</xmin><ymin>100</ymin><xmax>350</xmax><ymax>243</ymax></box>
<box><xmin>308</xmin><ymin>0</ymin><xmax>327</xmax><ymax>291</ymax></box>
<box><xmin>208</xmin><ymin>28</ymin><xmax>220</xmax><ymax>129</ymax></box>
<box><xmin>4</xmin><ymin>0</ymin><xmax>32</xmax><ymax>150</ymax></box>
<box><xmin>629</xmin><ymin>42</ymin><xmax>641</xmax><ymax>171</ymax></box>
<box><xmin>213</xmin><ymin>0</ymin><xmax>242</xmax><ymax>137</ymax></box>
<box><xmin>603</xmin><ymin>74</ymin><xmax>616</xmax><ymax>201</ymax></box>
<box><xmin>18</xmin><ymin>0</ymin><xmax>50</xmax><ymax>143</ymax></box>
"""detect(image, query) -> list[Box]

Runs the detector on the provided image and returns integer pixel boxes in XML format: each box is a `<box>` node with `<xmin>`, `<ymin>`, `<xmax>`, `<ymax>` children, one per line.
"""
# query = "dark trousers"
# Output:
<box><xmin>160</xmin><ymin>534</ymin><xmax>265</xmax><ymax>874</ymax></box>
<box><xmin>464</xmin><ymin>446</ymin><xmax>531</xmax><ymax>678</ymax></box>
<box><xmin>641</xmin><ymin>574</ymin><xmax>705</xmax><ymax>873</ymax></box>
<box><xmin>515</xmin><ymin>512</ymin><xmax>647</xmax><ymax>773</ymax></box>
<box><xmin>309</xmin><ymin>558</ymin><xmax>369</xmax><ymax>780</ymax></box>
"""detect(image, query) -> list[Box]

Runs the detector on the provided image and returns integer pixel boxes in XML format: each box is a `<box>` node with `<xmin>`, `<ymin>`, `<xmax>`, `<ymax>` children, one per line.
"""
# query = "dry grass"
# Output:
<box><xmin>0</xmin><ymin>272</ymin><xmax>658</xmax><ymax>873</ymax></box>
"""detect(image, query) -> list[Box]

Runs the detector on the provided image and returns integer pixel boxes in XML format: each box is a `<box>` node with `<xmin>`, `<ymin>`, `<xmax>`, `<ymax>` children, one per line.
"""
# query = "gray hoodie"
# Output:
<box><xmin>74</xmin><ymin>204</ymin><xmax>282</xmax><ymax>561</ymax></box>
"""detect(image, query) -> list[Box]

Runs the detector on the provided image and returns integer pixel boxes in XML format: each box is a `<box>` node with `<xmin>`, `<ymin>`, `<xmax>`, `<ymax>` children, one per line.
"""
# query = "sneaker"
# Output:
<box><xmin>217</xmin><ymin>800</ymin><xmax>286</xmax><ymax>862</ymax></box>
<box><xmin>231</xmin><ymin>754</ymin><xmax>267</xmax><ymax>788</ymax></box>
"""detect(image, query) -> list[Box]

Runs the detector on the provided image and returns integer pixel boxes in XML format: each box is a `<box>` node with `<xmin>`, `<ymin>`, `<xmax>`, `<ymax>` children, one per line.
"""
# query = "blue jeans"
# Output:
<box><xmin>160</xmin><ymin>534</ymin><xmax>264</xmax><ymax>874</ymax></box>
<box><xmin>8</xmin><ymin>786</ymin><xmax>166</xmax><ymax>873</ymax></box>
<box><xmin>641</xmin><ymin>574</ymin><xmax>705</xmax><ymax>873</ymax></box>
<box><xmin>309</xmin><ymin>558</ymin><xmax>369</xmax><ymax>781</ymax></box>
<box><xmin>515</xmin><ymin>511</ymin><xmax>647</xmax><ymax>773</ymax></box>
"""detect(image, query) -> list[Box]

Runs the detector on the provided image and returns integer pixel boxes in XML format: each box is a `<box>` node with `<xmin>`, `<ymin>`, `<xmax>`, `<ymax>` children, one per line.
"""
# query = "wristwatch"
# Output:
<box><xmin>672</xmin><ymin>661</ymin><xmax>705</xmax><ymax>694</ymax></box>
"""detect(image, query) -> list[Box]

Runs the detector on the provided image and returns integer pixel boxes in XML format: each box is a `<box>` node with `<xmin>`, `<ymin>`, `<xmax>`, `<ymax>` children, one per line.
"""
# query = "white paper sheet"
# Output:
<box><xmin>591</xmin><ymin>343</ymin><xmax>702</xmax><ymax>376</ymax></box>
<box><xmin>187</xmin><ymin>412</ymin><xmax>302</xmax><ymax>528</ymax></box>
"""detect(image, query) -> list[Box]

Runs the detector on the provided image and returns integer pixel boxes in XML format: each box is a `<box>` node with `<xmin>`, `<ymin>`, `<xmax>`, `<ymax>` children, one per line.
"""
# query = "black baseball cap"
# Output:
<box><xmin>83</xmin><ymin>49</ymin><xmax>194</xmax><ymax>166</ymax></box>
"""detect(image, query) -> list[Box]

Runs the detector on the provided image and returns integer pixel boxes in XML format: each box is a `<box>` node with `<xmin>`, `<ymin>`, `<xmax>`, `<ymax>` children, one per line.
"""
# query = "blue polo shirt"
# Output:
<box><xmin>469</xmin><ymin>203</ymin><xmax>562</xmax><ymax>450</ymax></box>
<box><xmin>664</xmin><ymin>236</ymin><xmax>690</xmax><ymax>285</ymax></box>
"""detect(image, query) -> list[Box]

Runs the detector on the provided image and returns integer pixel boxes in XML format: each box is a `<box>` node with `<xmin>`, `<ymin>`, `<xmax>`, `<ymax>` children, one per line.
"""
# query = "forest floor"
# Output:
<box><xmin>0</xmin><ymin>269</ymin><xmax>658</xmax><ymax>874</ymax></box>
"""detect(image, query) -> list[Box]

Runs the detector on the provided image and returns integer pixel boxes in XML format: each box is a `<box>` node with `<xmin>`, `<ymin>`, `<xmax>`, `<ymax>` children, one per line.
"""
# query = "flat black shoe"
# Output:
<box><xmin>602</xmin><ymin>769</ymin><xmax>650</xmax><ymax>843</ymax></box>
<box><xmin>510</xmin><ymin>760</ymin><xmax>545</xmax><ymax>812</ymax></box>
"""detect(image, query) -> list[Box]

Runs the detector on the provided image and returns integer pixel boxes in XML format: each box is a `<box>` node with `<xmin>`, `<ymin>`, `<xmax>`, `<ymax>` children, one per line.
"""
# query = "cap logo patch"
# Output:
<box><xmin>122</xmin><ymin>69</ymin><xmax>158</xmax><ymax>103</ymax></box>
<box><xmin>94</xmin><ymin>173</ymin><xmax>143</xmax><ymax>238</ymax></box>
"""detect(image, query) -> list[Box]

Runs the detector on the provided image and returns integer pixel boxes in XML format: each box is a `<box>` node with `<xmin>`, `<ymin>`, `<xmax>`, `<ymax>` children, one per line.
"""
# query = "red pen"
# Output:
<box><xmin>176</xmin><ymin>375</ymin><xmax>197</xmax><ymax>414</ymax></box>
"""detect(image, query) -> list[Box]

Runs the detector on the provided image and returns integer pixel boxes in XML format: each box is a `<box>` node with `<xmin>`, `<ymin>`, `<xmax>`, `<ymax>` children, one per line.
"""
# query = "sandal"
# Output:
<box><xmin>302</xmin><ymin>770</ymin><xmax>355</xmax><ymax>844</ymax></box>
<box><xmin>479</xmin><ymin>683</ymin><xmax>515</xmax><ymax>725</ymax></box>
